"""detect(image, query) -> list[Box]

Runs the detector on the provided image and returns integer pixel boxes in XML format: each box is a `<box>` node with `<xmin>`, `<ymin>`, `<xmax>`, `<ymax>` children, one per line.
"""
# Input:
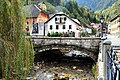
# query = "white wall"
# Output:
<box><xmin>45</xmin><ymin>15</ymin><xmax>81</xmax><ymax>37</ymax></box>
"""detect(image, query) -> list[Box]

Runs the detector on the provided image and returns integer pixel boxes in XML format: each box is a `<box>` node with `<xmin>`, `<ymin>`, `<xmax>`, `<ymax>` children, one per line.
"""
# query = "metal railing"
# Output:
<box><xmin>107</xmin><ymin>47</ymin><xmax>120</xmax><ymax>80</ymax></box>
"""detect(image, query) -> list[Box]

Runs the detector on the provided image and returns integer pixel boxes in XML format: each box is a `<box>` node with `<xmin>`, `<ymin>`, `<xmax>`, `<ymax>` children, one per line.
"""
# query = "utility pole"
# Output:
<box><xmin>100</xmin><ymin>15</ymin><xmax>104</xmax><ymax>38</ymax></box>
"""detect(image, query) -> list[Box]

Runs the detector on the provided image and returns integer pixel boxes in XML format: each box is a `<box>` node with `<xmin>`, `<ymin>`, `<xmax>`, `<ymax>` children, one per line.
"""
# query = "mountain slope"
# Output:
<box><xmin>102</xmin><ymin>0</ymin><xmax>120</xmax><ymax>21</ymax></box>
<box><xmin>27</xmin><ymin>0</ymin><xmax>99</xmax><ymax>24</ymax></box>
<box><xmin>75</xmin><ymin>0</ymin><xmax>117</xmax><ymax>11</ymax></box>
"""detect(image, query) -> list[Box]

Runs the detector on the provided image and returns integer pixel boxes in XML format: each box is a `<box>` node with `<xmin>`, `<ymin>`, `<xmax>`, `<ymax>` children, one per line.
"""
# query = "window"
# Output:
<box><xmin>50</xmin><ymin>25</ymin><xmax>52</xmax><ymax>30</ymax></box>
<box><xmin>63</xmin><ymin>25</ymin><xmax>65</xmax><ymax>29</ymax></box>
<box><xmin>55</xmin><ymin>17</ymin><xmax>57</xmax><ymax>21</ymax></box>
<box><xmin>60</xmin><ymin>17</ymin><xmax>62</xmax><ymax>23</ymax></box>
<box><xmin>56</xmin><ymin>25</ymin><xmax>59</xmax><ymax>29</ymax></box>
<box><xmin>64</xmin><ymin>17</ymin><xmax>67</xmax><ymax>21</ymax></box>
<box><xmin>32</xmin><ymin>23</ymin><xmax>38</xmax><ymax>33</ymax></box>
<box><xmin>69</xmin><ymin>25</ymin><xmax>72</xmax><ymax>29</ymax></box>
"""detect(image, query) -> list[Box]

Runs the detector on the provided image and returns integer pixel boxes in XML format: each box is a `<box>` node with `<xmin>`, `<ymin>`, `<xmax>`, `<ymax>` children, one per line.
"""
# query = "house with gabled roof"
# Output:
<box><xmin>24</xmin><ymin>3</ymin><xmax>49</xmax><ymax>32</ymax></box>
<box><xmin>44</xmin><ymin>12</ymin><xmax>82</xmax><ymax>37</ymax></box>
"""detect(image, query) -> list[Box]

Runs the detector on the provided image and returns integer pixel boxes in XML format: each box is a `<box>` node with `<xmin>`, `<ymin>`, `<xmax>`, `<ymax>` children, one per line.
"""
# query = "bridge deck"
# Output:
<box><xmin>31</xmin><ymin>36</ymin><xmax>101</xmax><ymax>40</ymax></box>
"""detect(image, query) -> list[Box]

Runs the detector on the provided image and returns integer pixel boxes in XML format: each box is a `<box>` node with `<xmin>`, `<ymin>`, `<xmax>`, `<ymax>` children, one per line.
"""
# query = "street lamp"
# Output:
<box><xmin>100</xmin><ymin>15</ymin><xmax>104</xmax><ymax>37</ymax></box>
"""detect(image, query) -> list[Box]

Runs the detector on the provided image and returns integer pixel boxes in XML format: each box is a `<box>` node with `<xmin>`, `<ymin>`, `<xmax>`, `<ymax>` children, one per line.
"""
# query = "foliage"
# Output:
<box><xmin>102</xmin><ymin>0</ymin><xmax>120</xmax><ymax>21</ymax></box>
<box><xmin>45</xmin><ymin>2</ymin><xmax>56</xmax><ymax>14</ymax></box>
<box><xmin>63</xmin><ymin>0</ymin><xmax>99</xmax><ymax>24</ymax></box>
<box><xmin>80</xmin><ymin>32</ymin><xmax>89</xmax><ymax>37</ymax></box>
<box><xmin>47</xmin><ymin>32</ymin><xmax>61</xmax><ymax>37</ymax></box>
<box><xmin>54</xmin><ymin>32</ymin><xmax>59</xmax><ymax>37</ymax></box>
<box><xmin>47</xmin><ymin>32</ymin><xmax>50</xmax><ymax>37</ymax></box>
<box><xmin>47</xmin><ymin>32</ymin><xmax>65</xmax><ymax>37</ymax></box>
<box><xmin>0</xmin><ymin>63</ymin><xmax>1</xmax><ymax>79</ymax></box>
<box><xmin>92</xmin><ymin>63</ymin><xmax>98</xmax><ymax>79</ymax></box>
<box><xmin>91</xmin><ymin>28</ymin><xmax>97</xmax><ymax>35</ymax></box>
<box><xmin>31</xmin><ymin>0</ymin><xmax>99</xmax><ymax>24</ymax></box>
<box><xmin>0</xmin><ymin>0</ymin><xmax>34</xmax><ymax>79</ymax></box>
<box><xmin>75</xmin><ymin>0</ymin><xmax>117</xmax><ymax>11</ymax></box>
<box><xmin>46</xmin><ymin>0</ymin><xmax>61</xmax><ymax>6</ymax></box>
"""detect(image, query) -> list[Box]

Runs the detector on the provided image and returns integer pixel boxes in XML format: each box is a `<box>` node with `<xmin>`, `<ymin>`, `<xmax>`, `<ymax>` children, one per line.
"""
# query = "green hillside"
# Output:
<box><xmin>102</xmin><ymin>0</ymin><xmax>120</xmax><ymax>21</ymax></box>
<box><xmin>75</xmin><ymin>0</ymin><xmax>117</xmax><ymax>11</ymax></box>
<box><xmin>25</xmin><ymin>0</ymin><xmax>99</xmax><ymax>24</ymax></box>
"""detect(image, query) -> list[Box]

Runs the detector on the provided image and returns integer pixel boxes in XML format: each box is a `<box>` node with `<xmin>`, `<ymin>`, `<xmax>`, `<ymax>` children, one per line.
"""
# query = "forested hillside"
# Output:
<box><xmin>75</xmin><ymin>0</ymin><xmax>117</xmax><ymax>11</ymax></box>
<box><xmin>26</xmin><ymin>0</ymin><xmax>99</xmax><ymax>24</ymax></box>
<box><xmin>102</xmin><ymin>0</ymin><xmax>120</xmax><ymax>21</ymax></box>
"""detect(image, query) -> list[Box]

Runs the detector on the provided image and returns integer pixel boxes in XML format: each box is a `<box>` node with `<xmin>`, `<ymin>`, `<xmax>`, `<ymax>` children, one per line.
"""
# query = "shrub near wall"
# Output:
<box><xmin>47</xmin><ymin>32</ymin><xmax>61</xmax><ymax>37</ymax></box>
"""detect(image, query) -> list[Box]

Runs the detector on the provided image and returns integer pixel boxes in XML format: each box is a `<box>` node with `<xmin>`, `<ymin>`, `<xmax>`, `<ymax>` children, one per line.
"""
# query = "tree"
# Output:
<box><xmin>92</xmin><ymin>28</ymin><xmax>97</xmax><ymax>35</ymax></box>
<box><xmin>0</xmin><ymin>0</ymin><xmax>34</xmax><ymax>79</ymax></box>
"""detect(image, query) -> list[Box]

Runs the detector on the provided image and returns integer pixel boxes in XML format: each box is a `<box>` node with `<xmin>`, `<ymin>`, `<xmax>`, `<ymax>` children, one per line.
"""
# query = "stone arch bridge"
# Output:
<box><xmin>32</xmin><ymin>37</ymin><xmax>101</xmax><ymax>61</ymax></box>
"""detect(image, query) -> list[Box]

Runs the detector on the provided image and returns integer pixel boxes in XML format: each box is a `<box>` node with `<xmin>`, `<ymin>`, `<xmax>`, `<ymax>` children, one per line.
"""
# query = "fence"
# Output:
<box><xmin>107</xmin><ymin>47</ymin><xmax>120</xmax><ymax>80</ymax></box>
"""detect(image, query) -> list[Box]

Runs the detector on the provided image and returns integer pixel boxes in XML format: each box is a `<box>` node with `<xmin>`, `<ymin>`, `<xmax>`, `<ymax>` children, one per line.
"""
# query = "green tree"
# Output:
<box><xmin>0</xmin><ymin>0</ymin><xmax>34</xmax><ymax>79</ymax></box>
<box><xmin>92</xmin><ymin>28</ymin><xmax>97</xmax><ymax>35</ymax></box>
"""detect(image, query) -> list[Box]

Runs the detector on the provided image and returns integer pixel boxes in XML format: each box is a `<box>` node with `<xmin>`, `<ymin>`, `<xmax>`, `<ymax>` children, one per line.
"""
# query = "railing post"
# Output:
<box><xmin>103</xmin><ymin>40</ymin><xmax>111</xmax><ymax>80</ymax></box>
<box><xmin>98</xmin><ymin>38</ymin><xmax>111</xmax><ymax>80</ymax></box>
<box><xmin>98</xmin><ymin>37</ymin><xmax>106</xmax><ymax>80</ymax></box>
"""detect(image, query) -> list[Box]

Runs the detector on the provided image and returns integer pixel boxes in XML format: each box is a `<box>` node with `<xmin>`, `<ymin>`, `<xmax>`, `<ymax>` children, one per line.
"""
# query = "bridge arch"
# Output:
<box><xmin>34</xmin><ymin>43</ymin><xmax>99</xmax><ymax>61</ymax></box>
<box><xmin>32</xmin><ymin>37</ymin><xmax>101</xmax><ymax>61</ymax></box>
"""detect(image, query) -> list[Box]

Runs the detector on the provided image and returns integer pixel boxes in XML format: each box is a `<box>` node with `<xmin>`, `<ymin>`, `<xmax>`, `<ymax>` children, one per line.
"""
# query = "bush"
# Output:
<box><xmin>80</xmin><ymin>32</ymin><xmax>90</xmax><ymax>37</ymax></box>
<box><xmin>47</xmin><ymin>32</ymin><xmax>61</xmax><ymax>37</ymax></box>
<box><xmin>92</xmin><ymin>28</ymin><xmax>97</xmax><ymax>35</ymax></box>
<box><xmin>80</xmin><ymin>32</ymin><xmax>86</xmax><ymax>37</ymax></box>
<box><xmin>54</xmin><ymin>32</ymin><xmax>59</xmax><ymax>37</ymax></box>
<box><xmin>47</xmin><ymin>32</ymin><xmax>50</xmax><ymax>37</ymax></box>
<box><xmin>92</xmin><ymin>64</ymin><xmax>98</xmax><ymax>79</ymax></box>
<box><xmin>50</xmin><ymin>32</ymin><xmax>55</xmax><ymax>37</ymax></box>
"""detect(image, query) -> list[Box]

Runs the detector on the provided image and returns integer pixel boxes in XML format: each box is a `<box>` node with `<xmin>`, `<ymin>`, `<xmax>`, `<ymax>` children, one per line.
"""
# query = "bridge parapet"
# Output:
<box><xmin>32</xmin><ymin>37</ymin><xmax>101</xmax><ymax>52</ymax></box>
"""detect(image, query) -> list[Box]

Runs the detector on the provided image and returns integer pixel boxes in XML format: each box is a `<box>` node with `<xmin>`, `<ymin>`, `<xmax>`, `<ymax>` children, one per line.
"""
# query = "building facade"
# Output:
<box><xmin>44</xmin><ymin>12</ymin><xmax>82</xmax><ymax>37</ymax></box>
<box><xmin>30</xmin><ymin>22</ymin><xmax>44</xmax><ymax>36</ymax></box>
<box><xmin>109</xmin><ymin>14</ymin><xmax>120</xmax><ymax>35</ymax></box>
<box><xmin>24</xmin><ymin>3</ymin><xmax>49</xmax><ymax>32</ymax></box>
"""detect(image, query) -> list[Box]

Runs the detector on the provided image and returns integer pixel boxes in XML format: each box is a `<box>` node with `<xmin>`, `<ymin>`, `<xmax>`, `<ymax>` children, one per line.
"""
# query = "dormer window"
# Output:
<box><xmin>55</xmin><ymin>17</ymin><xmax>66</xmax><ymax>24</ymax></box>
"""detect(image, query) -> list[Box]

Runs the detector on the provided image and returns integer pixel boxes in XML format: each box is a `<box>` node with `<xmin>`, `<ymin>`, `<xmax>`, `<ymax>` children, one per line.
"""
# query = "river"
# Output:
<box><xmin>28</xmin><ymin>50</ymin><xmax>95</xmax><ymax>80</ymax></box>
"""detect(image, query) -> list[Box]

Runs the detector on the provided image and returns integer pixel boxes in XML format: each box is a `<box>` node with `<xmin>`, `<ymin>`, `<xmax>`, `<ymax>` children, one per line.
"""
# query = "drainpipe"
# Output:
<box><xmin>44</xmin><ymin>23</ymin><xmax>45</xmax><ymax>36</ymax></box>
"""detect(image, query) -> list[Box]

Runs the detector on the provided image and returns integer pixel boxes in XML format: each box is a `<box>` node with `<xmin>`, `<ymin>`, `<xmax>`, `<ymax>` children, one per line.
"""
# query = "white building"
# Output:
<box><xmin>44</xmin><ymin>12</ymin><xmax>82</xmax><ymax>37</ymax></box>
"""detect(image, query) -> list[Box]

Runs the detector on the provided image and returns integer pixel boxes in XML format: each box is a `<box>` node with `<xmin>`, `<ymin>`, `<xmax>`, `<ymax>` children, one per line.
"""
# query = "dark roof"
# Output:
<box><xmin>110</xmin><ymin>14</ymin><xmax>120</xmax><ymax>22</ymax></box>
<box><xmin>24</xmin><ymin>4</ymin><xmax>41</xmax><ymax>18</ymax></box>
<box><xmin>84</xmin><ymin>23</ymin><xmax>91</xmax><ymax>29</ymax></box>
<box><xmin>45</xmin><ymin>13</ymin><xmax>81</xmax><ymax>26</ymax></box>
